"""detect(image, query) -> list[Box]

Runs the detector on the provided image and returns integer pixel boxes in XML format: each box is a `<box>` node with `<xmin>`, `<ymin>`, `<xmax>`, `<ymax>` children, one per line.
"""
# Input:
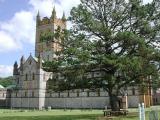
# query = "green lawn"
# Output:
<box><xmin>0</xmin><ymin>115</ymin><xmax>98</xmax><ymax>120</ymax></box>
<box><xmin>0</xmin><ymin>110</ymin><xmax>101</xmax><ymax>120</ymax></box>
<box><xmin>0</xmin><ymin>108</ymin><xmax>159</xmax><ymax>120</ymax></box>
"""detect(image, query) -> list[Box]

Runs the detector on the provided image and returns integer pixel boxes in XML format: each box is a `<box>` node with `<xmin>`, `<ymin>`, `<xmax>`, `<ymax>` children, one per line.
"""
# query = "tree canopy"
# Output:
<box><xmin>43</xmin><ymin>0</ymin><xmax>160</xmax><ymax>111</ymax></box>
<box><xmin>0</xmin><ymin>76</ymin><xmax>13</xmax><ymax>87</ymax></box>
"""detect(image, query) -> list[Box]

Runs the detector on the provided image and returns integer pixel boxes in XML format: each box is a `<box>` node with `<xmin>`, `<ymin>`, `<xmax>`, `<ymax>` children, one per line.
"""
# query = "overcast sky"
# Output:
<box><xmin>0</xmin><ymin>0</ymin><xmax>153</xmax><ymax>77</ymax></box>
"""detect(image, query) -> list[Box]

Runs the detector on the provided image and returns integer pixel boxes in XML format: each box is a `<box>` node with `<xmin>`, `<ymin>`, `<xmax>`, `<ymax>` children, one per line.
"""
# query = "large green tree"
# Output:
<box><xmin>43</xmin><ymin>0</ymin><xmax>160</xmax><ymax>111</ymax></box>
<box><xmin>0</xmin><ymin>76</ymin><xmax>13</xmax><ymax>87</ymax></box>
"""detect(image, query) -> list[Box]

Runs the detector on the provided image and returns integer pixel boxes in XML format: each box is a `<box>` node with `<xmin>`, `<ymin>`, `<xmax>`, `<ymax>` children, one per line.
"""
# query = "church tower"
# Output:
<box><xmin>35</xmin><ymin>7</ymin><xmax>66</xmax><ymax>61</ymax></box>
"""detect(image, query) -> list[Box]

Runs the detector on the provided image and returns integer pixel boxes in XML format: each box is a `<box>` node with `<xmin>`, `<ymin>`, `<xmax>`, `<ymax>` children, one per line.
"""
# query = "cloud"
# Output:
<box><xmin>0</xmin><ymin>31</ymin><xmax>20</xmax><ymax>52</ymax></box>
<box><xmin>0</xmin><ymin>65</ymin><xmax>13</xmax><ymax>77</ymax></box>
<box><xmin>143</xmin><ymin>0</ymin><xmax>152</xmax><ymax>4</ymax></box>
<box><xmin>1</xmin><ymin>11</ymin><xmax>35</xmax><ymax>44</ymax></box>
<box><xmin>0</xmin><ymin>0</ymin><xmax>5</xmax><ymax>3</ymax></box>
<box><xmin>0</xmin><ymin>0</ymin><xmax>80</xmax><ymax>53</ymax></box>
<box><xmin>28</xmin><ymin>0</ymin><xmax>80</xmax><ymax>30</ymax></box>
<box><xmin>29</xmin><ymin>0</ymin><xmax>80</xmax><ymax>18</ymax></box>
<box><xmin>0</xmin><ymin>11</ymin><xmax>35</xmax><ymax>52</ymax></box>
<box><xmin>29</xmin><ymin>0</ymin><xmax>53</xmax><ymax>18</ymax></box>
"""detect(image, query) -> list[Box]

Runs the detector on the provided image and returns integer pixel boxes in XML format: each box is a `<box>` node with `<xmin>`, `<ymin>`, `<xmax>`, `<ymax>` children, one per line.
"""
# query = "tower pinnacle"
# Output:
<box><xmin>38</xmin><ymin>54</ymin><xmax>42</xmax><ymax>69</ymax></box>
<box><xmin>20</xmin><ymin>56</ymin><xmax>25</xmax><ymax>64</ymax></box>
<box><xmin>36</xmin><ymin>11</ymin><xmax>41</xmax><ymax>26</ymax></box>
<box><xmin>13</xmin><ymin>61</ymin><xmax>18</xmax><ymax>75</ymax></box>
<box><xmin>51</xmin><ymin>6</ymin><xmax>56</xmax><ymax>19</ymax></box>
<box><xmin>62</xmin><ymin>12</ymin><xmax>66</xmax><ymax>21</ymax></box>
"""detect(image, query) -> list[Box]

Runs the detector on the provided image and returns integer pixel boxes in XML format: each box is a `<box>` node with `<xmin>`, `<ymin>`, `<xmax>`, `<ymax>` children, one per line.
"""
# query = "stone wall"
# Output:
<box><xmin>11</xmin><ymin>97</ymin><xmax>39</xmax><ymax>108</ymax></box>
<box><xmin>44</xmin><ymin>90</ymin><xmax>140</xmax><ymax>108</ymax></box>
<box><xmin>127</xmin><ymin>96</ymin><xmax>139</xmax><ymax>108</ymax></box>
<box><xmin>0</xmin><ymin>90</ymin><xmax>11</xmax><ymax>107</ymax></box>
<box><xmin>11</xmin><ymin>88</ymin><xmax>141</xmax><ymax>109</ymax></box>
<box><xmin>0</xmin><ymin>89</ymin><xmax>7</xmax><ymax>107</ymax></box>
<box><xmin>45</xmin><ymin>97</ymin><xmax>109</xmax><ymax>109</ymax></box>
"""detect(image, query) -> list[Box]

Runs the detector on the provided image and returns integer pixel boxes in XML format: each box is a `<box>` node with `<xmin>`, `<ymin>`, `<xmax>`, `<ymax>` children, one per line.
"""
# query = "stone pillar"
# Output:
<box><xmin>122</xmin><ymin>95</ymin><xmax>128</xmax><ymax>109</ymax></box>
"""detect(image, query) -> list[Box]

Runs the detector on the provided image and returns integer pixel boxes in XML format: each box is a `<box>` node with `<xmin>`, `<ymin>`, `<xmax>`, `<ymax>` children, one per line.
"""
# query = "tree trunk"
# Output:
<box><xmin>109</xmin><ymin>93</ymin><xmax>120</xmax><ymax>111</ymax></box>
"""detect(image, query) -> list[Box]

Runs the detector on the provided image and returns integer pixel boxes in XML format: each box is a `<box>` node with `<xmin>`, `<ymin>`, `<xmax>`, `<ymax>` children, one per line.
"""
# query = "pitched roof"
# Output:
<box><xmin>6</xmin><ymin>85</ymin><xmax>16</xmax><ymax>89</ymax></box>
<box><xmin>0</xmin><ymin>85</ymin><xmax>4</xmax><ymax>89</ymax></box>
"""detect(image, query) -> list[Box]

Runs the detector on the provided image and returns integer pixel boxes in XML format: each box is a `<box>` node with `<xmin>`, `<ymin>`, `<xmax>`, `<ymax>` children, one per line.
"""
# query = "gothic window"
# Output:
<box><xmin>87</xmin><ymin>91</ymin><xmax>89</xmax><ymax>97</ymax></box>
<box><xmin>3</xmin><ymin>93</ymin><xmax>5</xmax><ymax>97</ymax></box>
<box><xmin>55</xmin><ymin>43</ymin><xmax>58</xmax><ymax>52</ymax></box>
<box><xmin>47</xmin><ymin>55</ymin><xmax>49</xmax><ymax>61</ymax></box>
<box><xmin>25</xmin><ymin>91</ymin><xmax>27</xmax><ymax>97</ymax></box>
<box><xmin>32</xmin><ymin>92</ymin><xmax>34</xmax><ymax>97</ymax></box>
<box><xmin>17</xmin><ymin>78</ymin><xmax>19</xmax><ymax>84</ymax></box>
<box><xmin>43</xmin><ymin>73</ymin><xmax>46</xmax><ymax>80</ymax></box>
<box><xmin>132</xmin><ymin>87</ymin><xmax>135</xmax><ymax>95</ymax></box>
<box><xmin>29</xmin><ymin>60</ymin><xmax>32</xmax><ymax>65</ymax></box>
<box><xmin>97</xmin><ymin>89</ymin><xmax>100</xmax><ymax>97</ymax></box>
<box><xmin>25</xmin><ymin>74</ymin><xmax>28</xmax><ymax>81</ymax></box>
<box><xmin>54</xmin><ymin>25</ymin><xmax>57</xmax><ymax>30</ymax></box>
<box><xmin>58</xmin><ymin>92</ymin><xmax>60</xmax><ymax>98</ymax></box>
<box><xmin>16</xmin><ymin>92</ymin><xmax>18</xmax><ymax>97</ymax></box>
<box><xmin>47</xmin><ymin>29</ymin><xmax>51</xmax><ymax>32</ymax></box>
<box><xmin>32</xmin><ymin>73</ymin><xmax>35</xmax><ymax>80</ymax></box>
<box><xmin>40</xmin><ymin>31</ymin><xmax>43</xmax><ymax>36</ymax></box>
<box><xmin>46</xmin><ymin>40</ymin><xmax>50</xmax><ymax>46</ymax></box>
<box><xmin>77</xmin><ymin>91</ymin><xmax>79</xmax><ymax>97</ymax></box>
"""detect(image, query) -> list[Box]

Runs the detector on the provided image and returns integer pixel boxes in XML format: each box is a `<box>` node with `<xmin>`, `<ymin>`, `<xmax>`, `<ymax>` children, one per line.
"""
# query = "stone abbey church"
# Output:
<box><xmin>0</xmin><ymin>8</ymin><xmax>154</xmax><ymax>109</ymax></box>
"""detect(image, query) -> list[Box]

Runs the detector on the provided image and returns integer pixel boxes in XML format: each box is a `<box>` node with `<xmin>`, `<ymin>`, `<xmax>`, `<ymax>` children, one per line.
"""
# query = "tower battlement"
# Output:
<box><xmin>37</xmin><ymin>16</ymin><xmax>66</xmax><ymax>27</ymax></box>
<box><xmin>35</xmin><ymin>7</ymin><xmax>66</xmax><ymax>61</ymax></box>
<box><xmin>36</xmin><ymin>7</ymin><xmax>66</xmax><ymax>28</ymax></box>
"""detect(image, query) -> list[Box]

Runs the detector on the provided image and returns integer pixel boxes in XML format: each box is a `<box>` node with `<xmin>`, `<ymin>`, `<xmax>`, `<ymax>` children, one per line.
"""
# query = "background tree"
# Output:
<box><xmin>0</xmin><ymin>76</ymin><xmax>13</xmax><ymax>87</ymax></box>
<box><xmin>43</xmin><ymin>0</ymin><xmax>160</xmax><ymax>111</ymax></box>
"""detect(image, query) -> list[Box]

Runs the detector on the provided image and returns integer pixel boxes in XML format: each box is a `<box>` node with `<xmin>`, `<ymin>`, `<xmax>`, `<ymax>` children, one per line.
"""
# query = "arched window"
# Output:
<box><xmin>32</xmin><ymin>92</ymin><xmax>34</xmax><ymax>97</ymax></box>
<box><xmin>17</xmin><ymin>78</ymin><xmax>19</xmax><ymax>84</ymax></box>
<box><xmin>29</xmin><ymin>60</ymin><xmax>32</xmax><ymax>65</ymax></box>
<box><xmin>97</xmin><ymin>89</ymin><xmax>100</xmax><ymax>97</ymax></box>
<box><xmin>132</xmin><ymin>87</ymin><xmax>135</xmax><ymax>95</ymax></box>
<box><xmin>47</xmin><ymin>55</ymin><xmax>49</xmax><ymax>61</ymax></box>
<box><xmin>25</xmin><ymin>91</ymin><xmax>27</xmax><ymax>97</ymax></box>
<box><xmin>25</xmin><ymin>74</ymin><xmax>28</xmax><ymax>81</ymax></box>
<box><xmin>43</xmin><ymin>73</ymin><xmax>46</xmax><ymax>80</ymax></box>
<box><xmin>32</xmin><ymin>73</ymin><xmax>35</xmax><ymax>80</ymax></box>
<box><xmin>87</xmin><ymin>91</ymin><xmax>89</xmax><ymax>97</ymax></box>
<box><xmin>77</xmin><ymin>91</ymin><xmax>79</xmax><ymax>97</ymax></box>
